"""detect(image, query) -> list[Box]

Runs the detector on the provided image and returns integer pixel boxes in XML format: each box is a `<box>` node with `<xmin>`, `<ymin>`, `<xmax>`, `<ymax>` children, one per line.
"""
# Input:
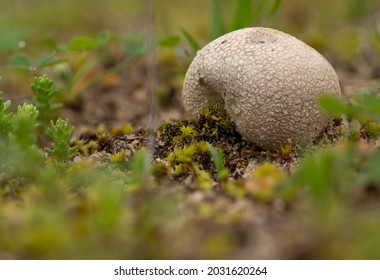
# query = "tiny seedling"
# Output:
<box><xmin>127</xmin><ymin>150</ymin><xmax>152</xmax><ymax>192</ymax></box>
<box><xmin>31</xmin><ymin>74</ymin><xmax>62</xmax><ymax>126</ymax></box>
<box><xmin>10</xmin><ymin>104</ymin><xmax>39</xmax><ymax>149</ymax></box>
<box><xmin>207</xmin><ymin>142</ymin><xmax>229</xmax><ymax>182</ymax></box>
<box><xmin>0</xmin><ymin>91</ymin><xmax>13</xmax><ymax>137</ymax></box>
<box><xmin>5</xmin><ymin>103</ymin><xmax>43</xmax><ymax>179</ymax></box>
<box><xmin>45</xmin><ymin>118</ymin><xmax>78</xmax><ymax>161</ymax></box>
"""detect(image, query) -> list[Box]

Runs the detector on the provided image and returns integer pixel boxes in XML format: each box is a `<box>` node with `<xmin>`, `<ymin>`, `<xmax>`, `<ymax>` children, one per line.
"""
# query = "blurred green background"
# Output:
<box><xmin>0</xmin><ymin>0</ymin><xmax>380</xmax><ymax>260</ymax></box>
<box><xmin>0</xmin><ymin>0</ymin><xmax>379</xmax><ymax>98</ymax></box>
<box><xmin>1</xmin><ymin>0</ymin><xmax>379</xmax><ymax>62</ymax></box>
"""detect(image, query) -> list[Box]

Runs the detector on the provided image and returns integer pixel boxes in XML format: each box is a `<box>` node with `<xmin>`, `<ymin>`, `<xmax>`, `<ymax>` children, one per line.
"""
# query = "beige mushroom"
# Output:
<box><xmin>182</xmin><ymin>27</ymin><xmax>341</xmax><ymax>150</ymax></box>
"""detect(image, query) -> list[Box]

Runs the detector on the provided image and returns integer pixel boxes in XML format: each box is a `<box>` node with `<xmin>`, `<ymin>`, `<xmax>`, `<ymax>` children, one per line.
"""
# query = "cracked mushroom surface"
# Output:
<box><xmin>182</xmin><ymin>27</ymin><xmax>341</xmax><ymax>150</ymax></box>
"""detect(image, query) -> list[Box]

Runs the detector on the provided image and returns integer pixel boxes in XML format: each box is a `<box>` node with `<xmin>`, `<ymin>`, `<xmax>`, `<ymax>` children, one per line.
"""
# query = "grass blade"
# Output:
<box><xmin>267</xmin><ymin>0</ymin><xmax>282</xmax><ymax>21</ymax></box>
<box><xmin>181</xmin><ymin>28</ymin><xmax>201</xmax><ymax>52</ymax></box>
<box><xmin>231</xmin><ymin>0</ymin><xmax>254</xmax><ymax>31</ymax></box>
<box><xmin>210</xmin><ymin>0</ymin><xmax>226</xmax><ymax>38</ymax></box>
<box><xmin>158</xmin><ymin>35</ymin><xmax>181</xmax><ymax>48</ymax></box>
<box><xmin>207</xmin><ymin>142</ymin><xmax>224</xmax><ymax>175</ymax></box>
<box><xmin>251</xmin><ymin>0</ymin><xmax>268</xmax><ymax>23</ymax></box>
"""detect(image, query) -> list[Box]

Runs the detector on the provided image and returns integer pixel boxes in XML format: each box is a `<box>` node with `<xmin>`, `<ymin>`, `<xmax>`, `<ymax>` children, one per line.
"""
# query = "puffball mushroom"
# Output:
<box><xmin>182</xmin><ymin>27</ymin><xmax>341</xmax><ymax>150</ymax></box>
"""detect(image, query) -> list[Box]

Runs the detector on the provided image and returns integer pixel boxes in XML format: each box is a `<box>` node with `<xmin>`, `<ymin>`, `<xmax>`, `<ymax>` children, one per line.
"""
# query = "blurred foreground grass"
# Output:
<box><xmin>0</xmin><ymin>0</ymin><xmax>379</xmax><ymax>259</ymax></box>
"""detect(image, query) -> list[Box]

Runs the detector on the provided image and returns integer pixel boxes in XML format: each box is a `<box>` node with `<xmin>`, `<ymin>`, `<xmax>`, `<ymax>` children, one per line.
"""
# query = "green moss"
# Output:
<box><xmin>86</xmin><ymin>140</ymin><xmax>99</xmax><ymax>155</ymax></box>
<box><xmin>197</xmin><ymin>104</ymin><xmax>236</xmax><ymax>142</ymax></box>
<box><xmin>173</xmin><ymin>125</ymin><xmax>198</xmax><ymax>144</ymax></box>
<box><xmin>278</xmin><ymin>144</ymin><xmax>294</xmax><ymax>162</ymax></box>
<box><xmin>224</xmin><ymin>181</ymin><xmax>246</xmax><ymax>199</ymax></box>
<box><xmin>193</xmin><ymin>166</ymin><xmax>213</xmax><ymax>191</ymax></box>
<box><xmin>151</xmin><ymin>162</ymin><xmax>168</xmax><ymax>180</ymax></box>
<box><xmin>358</xmin><ymin>117</ymin><xmax>380</xmax><ymax>139</ymax></box>
<box><xmin>110</xmin><ymin>124</ymin><xmax>134</xmax><ymax>136</ymax></box>
<box><xmin>110</xmin><ymin>151</ymin><xmax>125</xmax><ymax>164</ymax></box>
<box><xmin>246</xmin><ymin>163</ymin><xmax>285</xmax><ymax>202</ymax></box>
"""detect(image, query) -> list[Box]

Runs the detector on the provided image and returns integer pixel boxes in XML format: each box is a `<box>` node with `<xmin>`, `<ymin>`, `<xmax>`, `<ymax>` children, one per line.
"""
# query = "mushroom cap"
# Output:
<box><xmin>182</xmin><ymin>27</ymin><xmax>341</xmax><ymax>150</ymax></box>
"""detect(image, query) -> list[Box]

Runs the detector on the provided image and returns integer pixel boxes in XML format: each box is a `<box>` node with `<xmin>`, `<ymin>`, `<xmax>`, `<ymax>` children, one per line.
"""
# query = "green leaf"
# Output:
<box><xmin>127</xmin><ymin>150</ymin><xmax>150</xmax><ymax>192</ymax></box>
<box><xmin>296</xmin><ymin>157</ymin><xmax>327</xmax><ymax>201</ymax></box>
<box><xmin>231</xmin><ymin>0</ymin><xmax>254</xmax><ymax>31</ymax></box>
<box><xmin>181</xmin><ymin>28</ymin><xmax>201</xmax><ymax>52</ymax></box>
<box><xmin>33</xmin><ymin>52</ymin><xmax>67</xmax><ymax>69</ymax></box>
<box><xmin>210</xmin><ymin>0</ymin><xmax>226</xmax><ymax>38</ymax></box>
<box><xmin>95</xmin><ymin>32</ymin><xmax>111</xmax><ymax>47</ymax></box>
<box><xmin>0</xmin><ymin>28</ymin><xmax>27</xmax><ymax>52</ymax></box>
<box><xmin>158</xmin><ymin>35</ymin><xmax>181</xmax><ymax>48</ymax></box>
<box><xmin>251</xmin><ymin>0</ymin><xmax>269</xmax><ymax>23</ymax></box>
<box><xmin>0</xmin><ymin>93</ymin><xmax>13</xmax><ymax>137</ymax></box>
<box><xmin>123</xmin><ymin>34</ymin><xmax>149</xmax><ymax>56</ymax></box>
<box><xmin>9</xmin><ymin>54</ymin><xmax>31</xmax><ymax>70</ymax></box>
<box><xmin>358</xmin><ymin>94</ymin><xmax>380</xmax><ymax>117</ymax></box>
<box><xmin>318</xmin><ymin>95</ymin><xmax>351</xmax><ymax>116</ymax></box>
<box><xmin>67</xmin><ymin>36</ymin><xmax>97</xmax><ymax>52</ymax></box>
<box><xmin>207</xmin><ymin>142</ymin><xmax>229</xmax><ymax>181</ymax></box>
<box><xmin>207</xmin><ymin>142</ymin><xmax>224</xmax><ymax>174</ymax></box>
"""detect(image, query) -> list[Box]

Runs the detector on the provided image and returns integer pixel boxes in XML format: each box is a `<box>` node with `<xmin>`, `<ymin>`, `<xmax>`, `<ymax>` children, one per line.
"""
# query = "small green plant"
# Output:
<box><xmin>86</xmin><ymin>140</ymin><xmax>99</xmax><ymax>155</ymax></box>
<box><xmin>10</xmin><ymin>104</ymin><xmax>39</xmax><ymax>149</ymax></box>
<box><xmin>58</xmin><ymin>32</ymin><xmax>152</xmax><ymax>101</ymax></box>
<box><xmin>207</xmin><ymin>142</ymin><xmax>229</xmax><ymax>182</ymax></box>
<box><xmin>358</xmin><ymin>117</ymin><xmax>380</xmax><ymax>138</ymax></box>
<box><xmin>182</xmin><ymin>0</ymin><xmax>282</xmax><ymax>51</ymax></box>
<box><xmin>283</xmin><ymin>142</ymin><xmax>365</xmax><ymax>208</ymax></box>
<box><xmin>8</xmin><ymin>32</ymin><xmax>149</xmax><ymax>103</ymax></box>
<box><xmin>284</xmin><ymin>93</ymin><xmax>380</xmax><ymax>205</ymax></box>
<box><xmin>246</xmin><ymin>163</ymin><xmax>285</xmax><ymax>202</ymax></box>
<box><xmin>224</xmin><ymin>181</ymin><xmax>246</xmax><ymax>199</ymax></box>
<box><xmin>167</xmin><ymin>144</ymin><xmax>198</xmax><ymax>165</ymax></box>
<box><xmin>0</xmin><ymin>91</ymin><xmax>13</xmax><ymax>138</ymax></box>
<box><xmin>31</xmin><ymin>74</ymin><xmax>62</xmax><ymax>125</ymax></box>
<box><xmin>180</xmin><ymin>125</ymin><xmax>197</xmax><ymax>139</ymax></box>
<box><xmin>9</xmin><ymin>51</ymin><xmax>66</xmax><ymax>72</ymax></box>
<box><xmin>278</xmin><ymin>144</ymin><xmax>294</xmax><ymax>162</ymax></box>
<box><xmin>319</xmin><ymin>93</ymin><xmax>380</xmax><ymax>122</ymax></box>
<box><xmin>110</xmin><ymin>151</ymin><xmax>126</xmax><ymax>165</ymax></box>
<box><xmin>166</xmin><ymin>141</ymin><xmax>213</xmax><ymax>189</ymax></box>
<box><xmin>319</xmin><ymin>93</ymin><xmax>380</xmax><ymax>141</ymax></box>
<box><xmin>45</xmin><ymin>118</ymin><xmax>78</xmax><ymax>161</ymax></box>
<box><xmin>127</xmin><ymin>150</ymin><xmax>153</xmax><ymax>192</ymax></box>
<box><xmin>173</xmin><ymin>125</ymin><xmax>198</xmax><ymax>143</ymax></box>
<box><xmin>194</xmin><ymin>166</ymin><xmax>213</xmax><ymax>191</ymax></box>
<box><xmin>198</xmin><ymin>103</ymin><xmax>236</xmax><ymax>141</ymax></box>
<box><xmin>211</xmin><ymin>0</ymin><xmax>282</xmax><ymax>38</ymax></box>
<box><xmin>4</xmin><ymin>104</ymin><xmax>43</xmax><ymax>178</ymax></box>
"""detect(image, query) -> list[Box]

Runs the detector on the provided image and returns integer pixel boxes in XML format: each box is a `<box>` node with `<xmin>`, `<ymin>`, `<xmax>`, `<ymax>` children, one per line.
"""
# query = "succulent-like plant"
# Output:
<box><xmin>45</xmin><ymin>118</ymin><xmax>78</xmax><ymax>161</ymax></box>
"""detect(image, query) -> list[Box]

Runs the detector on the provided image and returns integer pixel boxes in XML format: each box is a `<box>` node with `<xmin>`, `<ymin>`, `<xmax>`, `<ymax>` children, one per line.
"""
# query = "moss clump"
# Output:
<box><xmin>156</xmin><ymin>104</ymin><xmax>239</xmax><ymax>155</ymax></box>
<box><xmin>155</xmin><ymin>104</ymin><xmax>240</xmax><ymax>183</ymax></box>
<box><xmin>196</xmin><ymin>104</ymin><xmax>237</xmax><ymax>142</ymax></box>
<box><xmin>110</xmin><ymin>151</ymin><xmax>126</xmax><ymax>164</ymax></box>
